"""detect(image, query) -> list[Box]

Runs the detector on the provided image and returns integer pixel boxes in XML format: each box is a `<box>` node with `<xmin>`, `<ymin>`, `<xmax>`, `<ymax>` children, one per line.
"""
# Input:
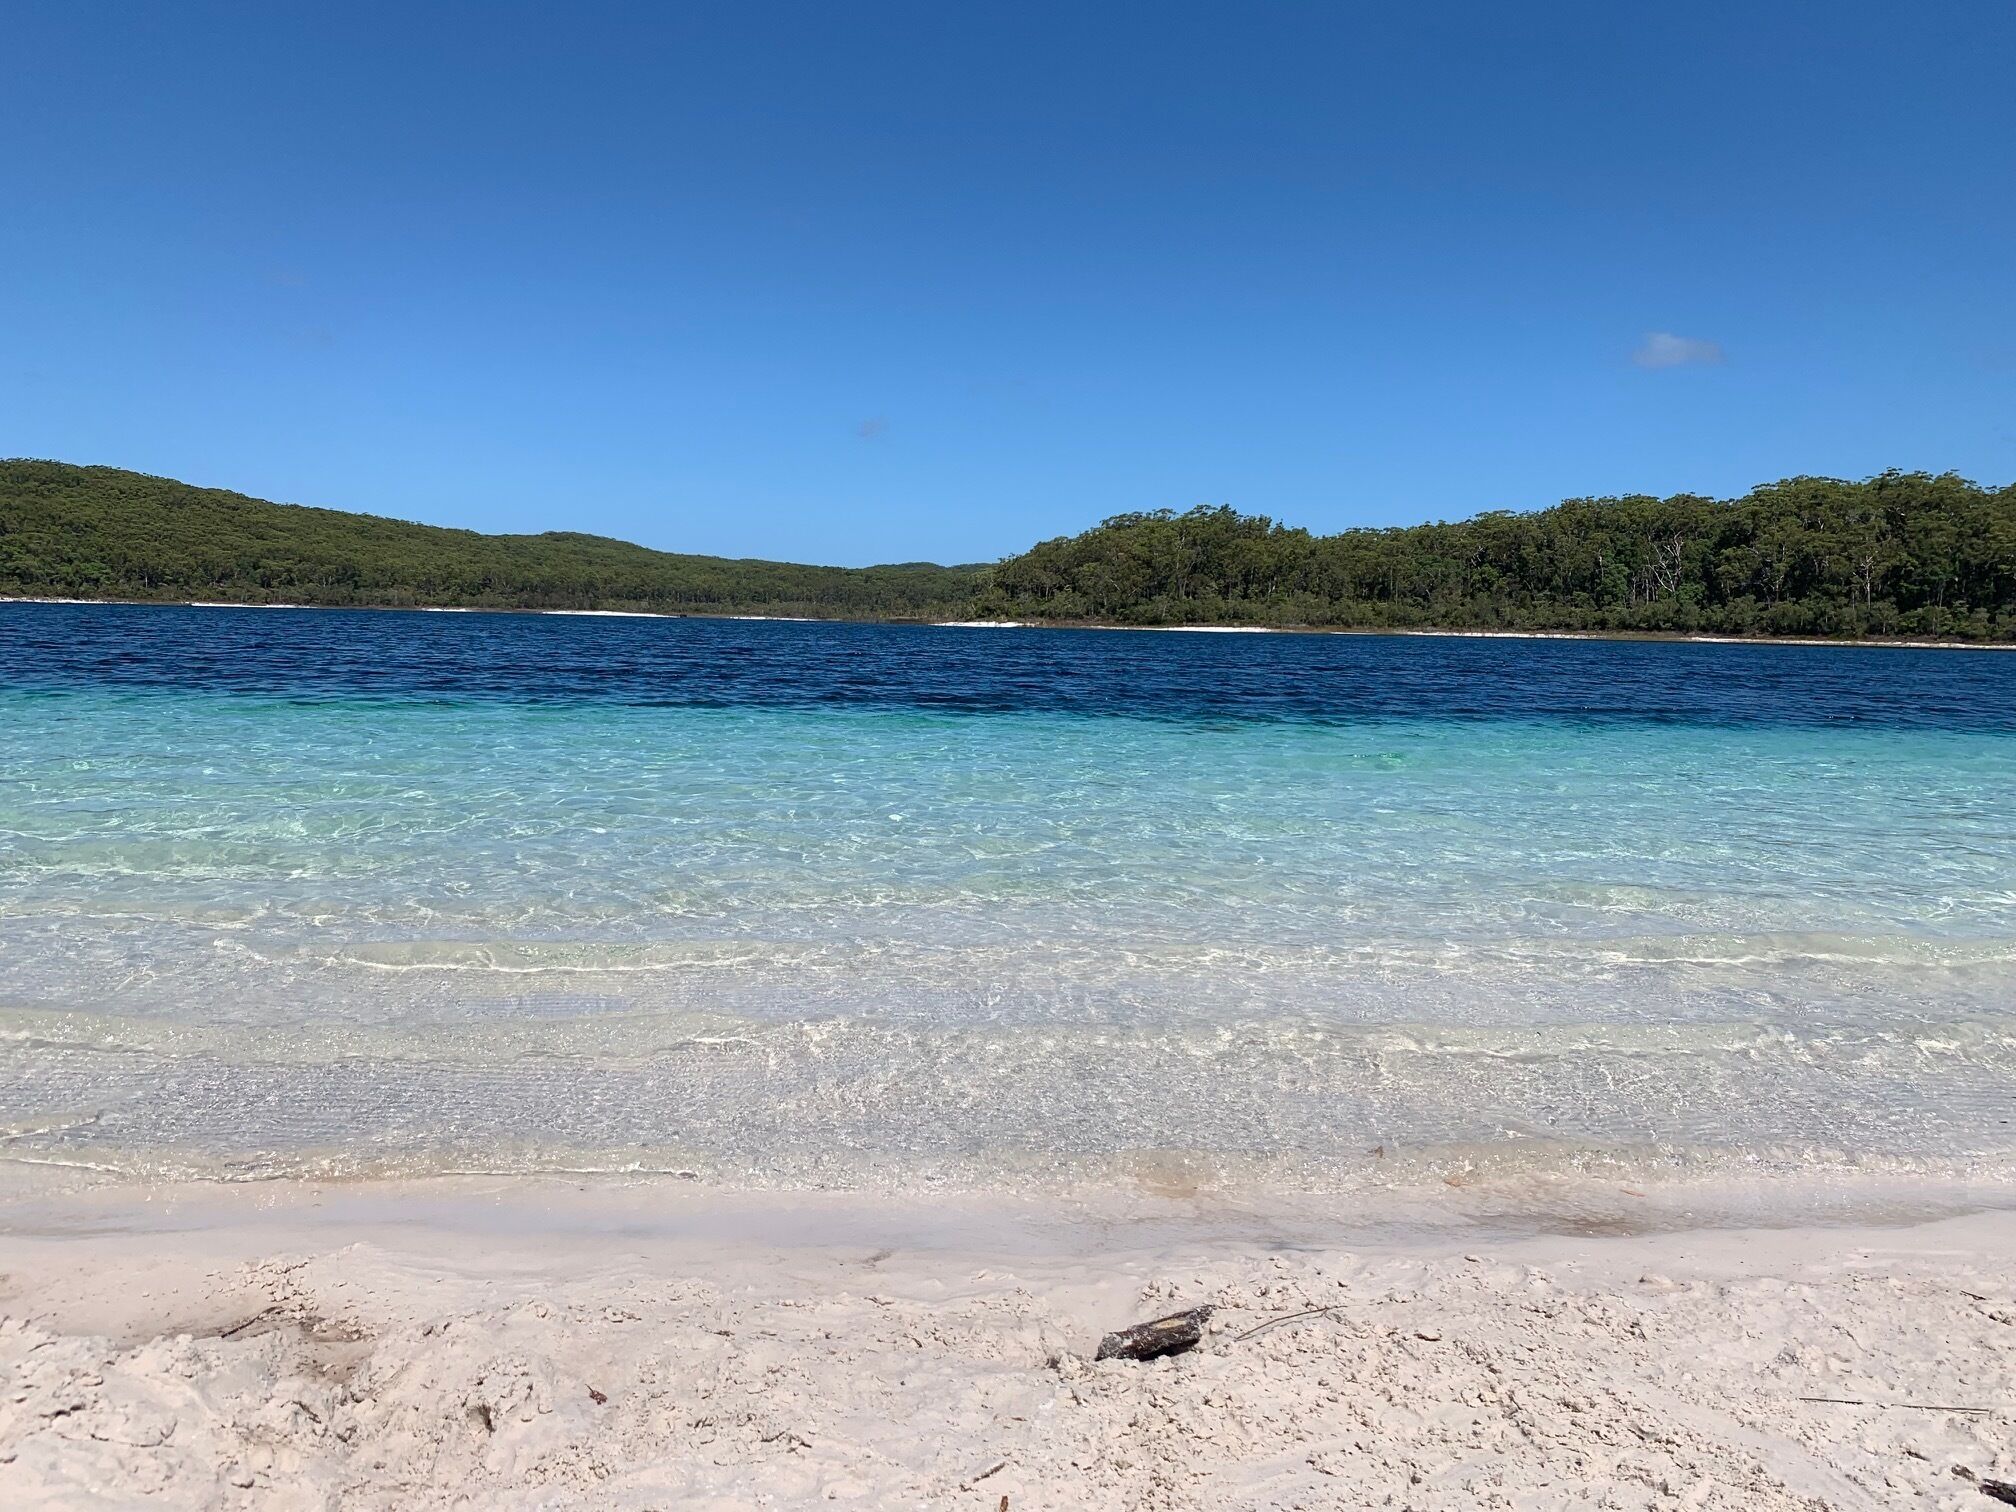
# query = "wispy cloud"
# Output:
<box><xmin>1632</xmin><ymin>331</ymin><xmax>1724</xmax><ymax>369</ymax></box>
<box><xmin>855</xmin><ymin>417</ymin><xmax>889</xmax><ymax>439</ymax></box>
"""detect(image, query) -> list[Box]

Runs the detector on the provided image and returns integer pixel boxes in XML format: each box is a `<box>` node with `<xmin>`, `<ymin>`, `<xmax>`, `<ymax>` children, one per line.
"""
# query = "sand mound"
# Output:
<box><xmin>3</xmin><ymin>1198</ymin><xmax>2012</xmax><ymax>1509</ymax></box>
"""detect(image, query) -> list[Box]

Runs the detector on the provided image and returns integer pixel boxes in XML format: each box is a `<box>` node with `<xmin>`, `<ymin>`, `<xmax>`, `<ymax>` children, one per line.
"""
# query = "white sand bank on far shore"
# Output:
<box><xmin>2</xmin><ymin>1179</ymin><xmax>2012</xmax><ymax>1510</ymax></box>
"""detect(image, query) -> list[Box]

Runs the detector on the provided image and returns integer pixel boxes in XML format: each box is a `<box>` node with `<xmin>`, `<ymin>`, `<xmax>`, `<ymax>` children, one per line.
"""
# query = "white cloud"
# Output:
<box><xmin>1632</xmin><ymin>332</ymin><xmax>1725</xmax><ymax>369</ymax></box>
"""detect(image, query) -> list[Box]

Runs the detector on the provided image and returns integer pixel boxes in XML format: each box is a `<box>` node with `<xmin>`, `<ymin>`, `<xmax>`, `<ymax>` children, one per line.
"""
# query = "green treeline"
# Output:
<box><xmin>0</xmin><ymin>461</ymin><xmax>985</xmax><ymax>617</ymax></box>
<box><xmin>5</xmin><ymin>460</ymin><xmax>2014</xmax><ymax>639</ymax></box>
<box><xmin>981</xmin><ymin>472</ymin><xmax>2016</xmax><ymax>639</ymax></box>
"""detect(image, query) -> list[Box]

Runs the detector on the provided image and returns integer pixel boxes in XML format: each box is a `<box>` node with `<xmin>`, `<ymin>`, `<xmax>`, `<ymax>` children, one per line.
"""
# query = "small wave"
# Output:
<box><xmin>214</xmin><ymin>937</ymin><xmax>812</xmax><ymax>975</ymax></box>
<box><xmin>190</xmin><ymin>927</ymin><xmax>2016</xmax><ymax>982</ymax></box>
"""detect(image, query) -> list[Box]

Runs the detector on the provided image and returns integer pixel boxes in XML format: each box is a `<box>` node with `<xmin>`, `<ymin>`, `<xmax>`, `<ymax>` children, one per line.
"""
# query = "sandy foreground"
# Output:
<box><xmin>1</xmin><ymin>1179</ymin><xmax>2012</xmax><ymax>1511</ymax></box>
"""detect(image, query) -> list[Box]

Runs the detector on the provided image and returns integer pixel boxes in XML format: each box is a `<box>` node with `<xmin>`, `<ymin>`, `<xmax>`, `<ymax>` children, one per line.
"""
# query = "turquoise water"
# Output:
<box><xmin>2</xmin><ymin>605</ymin><xmax>2014</xmax><ymax>1206</ymax></box>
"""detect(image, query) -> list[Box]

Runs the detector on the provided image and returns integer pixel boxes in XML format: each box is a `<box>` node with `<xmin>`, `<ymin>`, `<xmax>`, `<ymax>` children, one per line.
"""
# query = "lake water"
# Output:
<box><xmin>2</xmin><ymin>604</ymin><xmax>2013</xmax><ymax>1215</ymax></box>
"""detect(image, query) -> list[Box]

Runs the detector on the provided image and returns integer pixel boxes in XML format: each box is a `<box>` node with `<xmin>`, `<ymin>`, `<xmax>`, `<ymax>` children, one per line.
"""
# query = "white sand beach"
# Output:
<box><xmin>2</xmin><ymin>1179</ymin><xmax>2011</xmax><ymax>1510</ymax></box>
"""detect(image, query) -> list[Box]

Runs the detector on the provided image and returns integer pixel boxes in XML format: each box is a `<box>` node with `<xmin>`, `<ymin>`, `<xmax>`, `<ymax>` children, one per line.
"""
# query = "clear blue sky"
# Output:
<box><xmin>4</xmin><ymin>2</ymin><xmax>2012</xmax><ymax>566</ymax></box>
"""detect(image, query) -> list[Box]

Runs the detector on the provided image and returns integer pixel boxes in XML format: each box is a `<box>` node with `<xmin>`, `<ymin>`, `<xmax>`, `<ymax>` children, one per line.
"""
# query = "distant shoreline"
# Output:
<box><xmin>11</xmin><ymin>461</ymin><xmax>2012</xmax><ymax>650</ymax></box>
<box><xmin>5</xmin><ymin>592</ymin><xmax>2014</xmax><ymax>651</ymax></box>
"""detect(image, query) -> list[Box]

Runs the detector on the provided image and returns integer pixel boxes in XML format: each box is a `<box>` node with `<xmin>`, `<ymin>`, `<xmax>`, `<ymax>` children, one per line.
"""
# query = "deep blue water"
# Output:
<box><xmin>6</xmin><ymin>601</ymin><xmax>2014</xmax><ymax>729</ymax></box>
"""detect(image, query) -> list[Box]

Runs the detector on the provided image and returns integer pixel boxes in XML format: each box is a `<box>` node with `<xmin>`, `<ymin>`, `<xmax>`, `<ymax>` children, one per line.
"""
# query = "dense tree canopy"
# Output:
<box><xmin>6</xmin><ymin>461</ymin><xmax>2013</xmax><ymax>640</ymax></box>
<box><xmin>981</xmin><ymin>473</ymin><xmax>2016</xmax><ymax>640</ymax></box>
<box><xmin>0</xmin><ymin>462</ymin><xmax>984</xmax><ymax>617</ymax></box>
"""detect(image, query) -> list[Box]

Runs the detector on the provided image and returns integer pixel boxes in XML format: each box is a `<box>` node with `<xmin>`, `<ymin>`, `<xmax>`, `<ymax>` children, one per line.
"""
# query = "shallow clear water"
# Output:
<box><xmin>2</xmin><ymin>604</ymin><xmax>2013</xmax><ymax>1204</ymax></box>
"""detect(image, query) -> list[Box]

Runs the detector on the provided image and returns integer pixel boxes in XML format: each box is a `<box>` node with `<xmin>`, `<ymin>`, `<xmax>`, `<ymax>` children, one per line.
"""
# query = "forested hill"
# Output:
<box><xmin>981</xmin><ymin>473</ymin><xmax>2016</xmax><ymax>640</ymax></box>
<box><xmin>6</xmin><ymin>460</ymin><xmax>2015</xmax><ymax>640</ymax></box>
<box><xmin>0</xmin><ymin>461</ymin><xmax>985</xmax><ymax>617</ymax></box>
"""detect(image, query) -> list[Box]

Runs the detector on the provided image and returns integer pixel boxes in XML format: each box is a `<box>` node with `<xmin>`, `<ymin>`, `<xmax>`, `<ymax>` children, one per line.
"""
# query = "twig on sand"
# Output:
<box><xmin>1798</xmin><ymin>1394</ymin><xmax>1990</xmax><ymax>1415</ymax></box>
<box><xmin>218</xmin><ymin>1306</ymin><xmax>282</xmax><ymax>1339</ymax></box>
<box><xmin>1225</xmin><ymin>1306</ymin><xmax>1354</xmax><ymax>1346</ymax></box>
<box><xmin>1233</xmin><ymin>1306</ymin><xmax>1346</xmax><ymax>1343</ymax></box>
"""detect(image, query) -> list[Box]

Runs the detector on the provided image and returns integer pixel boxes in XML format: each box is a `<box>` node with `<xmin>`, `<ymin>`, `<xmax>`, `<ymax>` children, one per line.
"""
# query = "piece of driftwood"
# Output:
<box><xmin>1952</xmin><ymin>1466</ymin><xmax>2013</xmax><ymax>1496</ymax></box>
<box><xmin>1095</xmin><ymin>1306</ymin><xmax>1213</xmax><ymax>1362</ymax></box>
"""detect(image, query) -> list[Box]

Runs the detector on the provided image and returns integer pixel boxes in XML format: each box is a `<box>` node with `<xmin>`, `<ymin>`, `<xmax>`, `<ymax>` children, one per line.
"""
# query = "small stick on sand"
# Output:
<box><xmin>217</xmin><ymin>1306</ymin><xmax>282</xmax><ymax>1340</ymax></box>
<box><xmin>1797</xmin><ymin>1395</ymin><xmax>1990</xmax><ymax>1414</ymax></box>
<box><xmin>1234</xmin><ymin>1305</ymin><xmax>1345</xmax><ymax>1343</ymax></box>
